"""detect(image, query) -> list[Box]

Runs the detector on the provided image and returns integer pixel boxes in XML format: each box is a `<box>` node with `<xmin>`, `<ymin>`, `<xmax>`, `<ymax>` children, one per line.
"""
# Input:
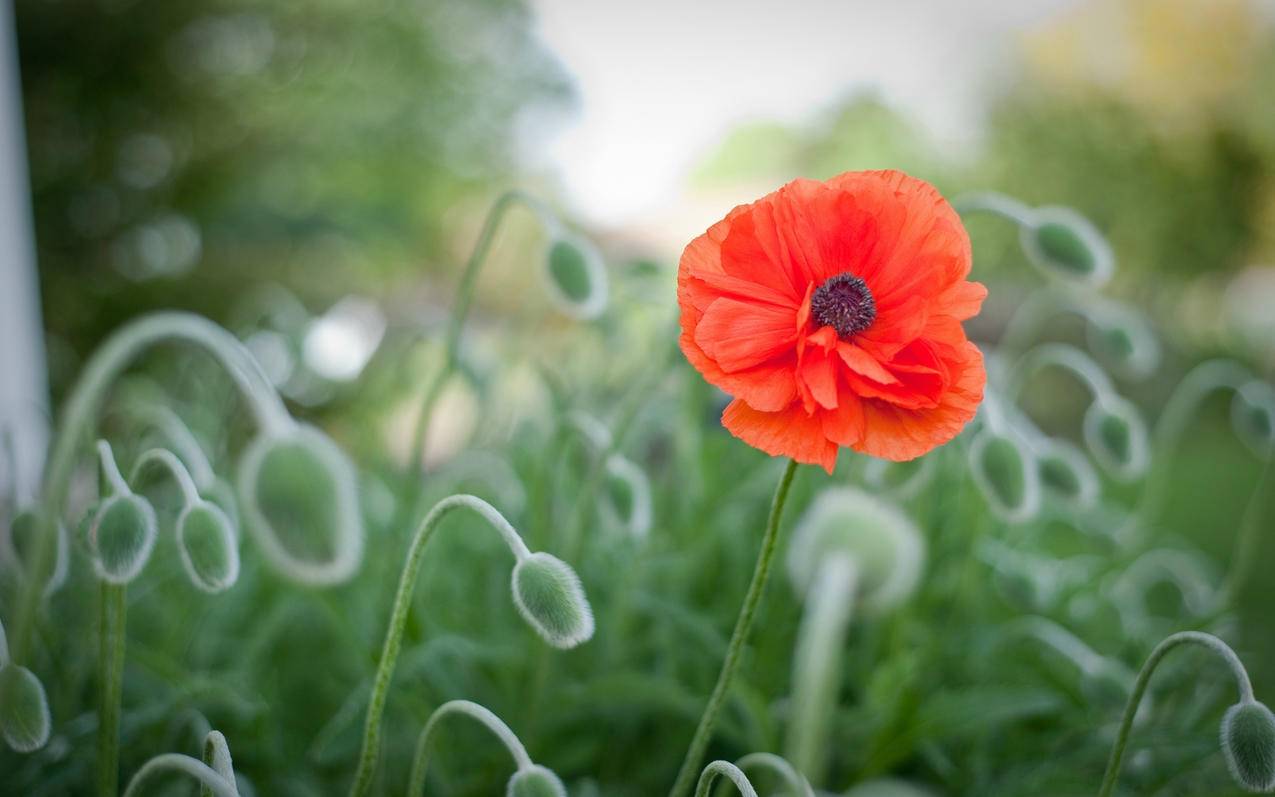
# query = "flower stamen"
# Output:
<box><xmin>811</xmin><ymin>273</ymin><xmax>876</xmax><ymax>339</ymax></box>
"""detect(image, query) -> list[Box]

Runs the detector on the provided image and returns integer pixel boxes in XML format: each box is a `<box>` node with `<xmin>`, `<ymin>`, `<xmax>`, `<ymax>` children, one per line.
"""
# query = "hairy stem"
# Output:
<box><xmin>97</xmin><ymin>582</ymin><xmax>127</xmax><ymax>797</ymax></box>
<box><xmin>348</xmin><ymin>495</ymin><xmax>530</xmax><ymax>797</ymax></box>
<box><xmin>694</xmin><ymin>760</ymin><xmax>758</xmax><ymax>797</ymax></box>
<box><xmin>406</xmin><ymin>190</ymin><xmax>545</xmax><ymax>481</ymax></box>
<box><xmin>406</xmin><ymin>700</ymin><xmax>532</xmax><ymax>796</ymax></box>
<box><xmin>1098</xmin><ymin>631</ymin><xmax>1253</xmax><ymax>797</ymax></box>
<box><xmin>669</xmin><ymin>458</ymin><xmax>800</xmax><ymax>797</ymax></box>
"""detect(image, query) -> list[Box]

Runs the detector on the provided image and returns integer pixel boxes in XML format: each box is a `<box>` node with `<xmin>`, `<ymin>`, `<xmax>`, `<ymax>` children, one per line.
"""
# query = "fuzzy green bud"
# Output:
<box><xmin>511</xmin><ymin>552</ymin><xmax>594</xmax><ymax>649</ymax></box>
<box><xmin>1222</xmin><ymin>700</ymin><xmax>1275</xmax><ymax>793</ymax></box>
<box><xmin>1083</xmin><ymin>396</ymin><xmax>1149</xmax><ymax>481</ymax></box>
<box><xmin>0</xmin><ymin>664</ymin><xmax>51</xmax><ymax>753</ymax></box>
<box><xmin>177</xmin><ymin>502</ymin><xmax>240</xmax><ymax>593</ymax></box>
<box><xmin>1020</xmin><ymin>206</ymin><xmax>1114</xmax><ymax>287</ymax></box>
<box><xmin>1233</xmin><ymin>382</ymin><xmax>1275</xmax><ymax>460</ymax></box>
<box><xmin>507</xmin><ymin>765</ymin><xmax>568</xmax><ymax>797</ymax></box>
<box><xmin>236</xmin><ymin>425</ymin><xmax>363</xmax><ymax>585</ymax></box>
<box><xmin>1036</xmin><ymin>438</ymin><xmax>1099</xmax><ymax>508</ymax></box>
<box><xmin>90</xmin><ymin>494</ymin><xmax>158</xmax><ymax>584</ymax></box>
<box><xmin>969</xmin><ymin>430</ymin><xmax>1041</xmax><ymax>522</ymax></box>
<box><xmin>544</xmin><ymin>233</ymin><xmax>608</xmax><ymax>321</ymax></box>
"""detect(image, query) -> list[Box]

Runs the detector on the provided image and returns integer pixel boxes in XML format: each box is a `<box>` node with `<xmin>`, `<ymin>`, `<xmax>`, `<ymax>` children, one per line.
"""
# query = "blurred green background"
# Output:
<box><xmin>7</xmin><ymin>0</ymin><xmax>1275</xmax><ymax>794</ymax></box>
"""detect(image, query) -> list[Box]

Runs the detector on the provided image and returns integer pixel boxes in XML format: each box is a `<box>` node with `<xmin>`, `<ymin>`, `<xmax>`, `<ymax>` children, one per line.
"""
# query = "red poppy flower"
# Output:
<box><xmin>678</xmin><ymin>170</ymin><xmax>986</xmax><ymax>473</ymax></box>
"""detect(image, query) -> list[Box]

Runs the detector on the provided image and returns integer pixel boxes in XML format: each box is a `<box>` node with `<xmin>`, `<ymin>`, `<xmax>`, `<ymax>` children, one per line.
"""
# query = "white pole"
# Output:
<box><xmin>0</xmin><ymin>0</ymin><xmax>49</xmax><ymax>503</ymax></box>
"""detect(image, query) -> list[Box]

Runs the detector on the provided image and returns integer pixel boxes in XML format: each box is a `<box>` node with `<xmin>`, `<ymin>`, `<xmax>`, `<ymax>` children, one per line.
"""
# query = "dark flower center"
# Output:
<box><xmin>811</xmin><ymin>272</ymin><xmax>876</xmax><ymax>339</ymax></box>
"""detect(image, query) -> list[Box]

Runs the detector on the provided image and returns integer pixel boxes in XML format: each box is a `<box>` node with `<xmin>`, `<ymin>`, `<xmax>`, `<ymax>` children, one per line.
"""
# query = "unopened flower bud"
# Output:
<box><xmin>1020</xmin><ymin>206</ymin><xmax>1114</xmax><ymax>287</ymax></box>
<box><xmin>544</xmin><ymin>233</ymin><xmax>608</xmax><ymax>321</ymax></box>
<box><xmin>1222</xmin><ymin>700</ymin><xmax>1275</xmax><ymax>793</ymax></box>
<box><xmin>969</xmin><ymin>430</ymin><xmax>1041</xmax><ymax>522</ymax></box>
<box><xmin>90</xmin><ymin>494</ymin><xmax>158</xmax><ymax>584</ymax></box>
<box><xmin>177</xmin><ymin>502</ymin><xmax>240</xmax><ymax>593</ymax></box>
<box><xmin>510</xmin><ymin>552</ymin><xmax>594</xmax><ymax>649</ymax></box>
<box><xmin>1083</xmin><ymin>396</ymin><xmax>1149</xmax><ymax>481</ymax></box>
<box><xmin>0</xmin><ymin>664</ymin><xmax>51</xmax><ymax>753</ymax></box>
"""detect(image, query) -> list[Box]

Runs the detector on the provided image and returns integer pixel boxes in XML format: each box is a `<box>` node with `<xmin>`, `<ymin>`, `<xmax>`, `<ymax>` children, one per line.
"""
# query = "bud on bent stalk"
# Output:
<box><xmin>694</xmin><ymin>760</ymin><xmax>759</xmax><ymax>797</ymax></box>
<box><xmin>4</xmin><ymin>509</ymin><xmax>69</xmax><ymax>597</ymax></box>
<box><xmin>1222</xmin><ymin>700</ymin><xmax>1275</xmax><ymax>793</ymax></box>
<box><xmin>544</xmin><ymin>231</ymin><xmax>609</xmax><ymax>321</ymax></box>
<box><xmin>236</xmin><ymin>424</ymin><xmax>363</xmax><ymax>586</ymax></box>
<box><xmin>1083</xmin><ymin>395</ymin><xmax>1150</xmax><ymax>482</ymax></box>
<box><xmin>507</xmin><ymin>765</ymin><xmax>568</xmax><ymax>797</ymax></box>
<box><xmin>968</xmin><ymin>429</ymin><xmax>1041</xmax><ymax>523</ymax></box>
<box><xmin>1232</xmin><ymin>381</ymin><xmax>1275</xmax><ymax>460</ymax></box>
<box><xmin>91</xmin><ymin>441</ymin><xmax>158</xmax><ymax>584</ymax></box>
<box><xmin>511</xmin><ymin>552</ymin><xmax>595</xmax><ymax>649</ymax></box>
<box><xmin>0</xmin><ymin>661</ymin><xmax>51</xmax><ymax>753</ymax></box>
<box><xmin>1035</xmin><ymin>437</ymin><xmax>1100</xmax><ymax>509</ymax></box>
<box><xmin>1019</xmin><ymin>206</ymin><xmax>1115</xmax><ymax>287</ymax></box>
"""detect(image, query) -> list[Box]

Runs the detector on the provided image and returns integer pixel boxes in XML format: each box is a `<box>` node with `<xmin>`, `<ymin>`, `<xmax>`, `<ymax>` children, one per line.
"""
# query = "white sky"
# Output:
<box><xmin>529</xmin><ymin>0</ymin><xmax>1083</xmax><ymax>228</ymax></box>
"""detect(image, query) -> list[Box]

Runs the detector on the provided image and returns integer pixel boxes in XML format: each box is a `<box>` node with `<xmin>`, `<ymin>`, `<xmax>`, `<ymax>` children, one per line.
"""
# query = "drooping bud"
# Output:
<box><xmin>1221</xmin><ymin>700</ymin><xmax>1275</xmax><ymax>793</ymax></box>
<box><xmin>510</xmin><ymin>552</ymin><xmax>594</xmax><ymax>649</ymax></box>
<box><xmin>786</xmin><ymin>488</ymin><xmax>923</xmax><ymax>614</ymax></box>
<box><xmin>507</xmin><ymin>765</ymin><xmax>568</xmax><ymax>797</ymax></box>
<box><xmin>1035</xmin><ymin>438</ymin><xmax>1099</xmax><ymax>508</ymax></box>
<box><xmin>4</xmin><ymin>509</ymin><xmax>69</xmax><ymax>596</ymax></box>
<box><xmin>862</xmin><ymin>455</ymin><xmax>937</xmax><ymax>500</ymax></box>
<box><xmin>236</xmin><ymin>425</ymin><xmax>363</xmax><ymax>585</ymax></box>
<box><xmin>1083</xmin><ymin>396</ymin><xmax>1150</xmax><ymax>481</ymax></box>
<box><xmin>1233</xmin><ymin>382</ymin><xmax>1275</xmax><ymax>460</ymax></box>
<box><xmin>844</xmin><ymin>779</ymin><xmax>939</xmax><ymax>797</ymax></box>
<box><xmin>544</xmin><ymin>233</ymin><xmax>608</xmax><ymax>321</ymax></box>
<box><xmin>0</xmin><ymin>664</ymin><xmax>51</xmax><ymax>753</ymax></box>
<box><xmin>90</xmin><ymin>494</ymin><xmax>159</xmax><ymax>584</ymax></box>
<box><xmin>969</xmin><ymin>430</ymin><xmax>1041</xmax><ymax>523</ymax></box>
<box><xmin>1019</xmin><ymin>206</ymin><xmax>1114</xmax><ymax>287</ymax></box>
<box><xmin>177</xmin><ymin>502</ymin><xmax>241</xmax><ymax>593</ymax></box>
<box><xmin>1087</xmin><ymin>306</ymin><xmax>1160</xmax><ymax>380</ymax></box>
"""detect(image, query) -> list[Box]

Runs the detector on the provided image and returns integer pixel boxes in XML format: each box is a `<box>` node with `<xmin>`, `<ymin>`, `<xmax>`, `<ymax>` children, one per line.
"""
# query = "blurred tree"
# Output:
<box><xmin>15</xmin><ymin>0</ymin><xmax>573</xmax><ymax>384</ymax></box>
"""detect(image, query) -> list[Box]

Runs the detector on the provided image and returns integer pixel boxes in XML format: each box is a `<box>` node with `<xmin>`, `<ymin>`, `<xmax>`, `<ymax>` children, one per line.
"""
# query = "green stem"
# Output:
<box><xmin>406</xmin><ymin>190</ymin><xmax>545</xmax><ymax>481</ymax></box>
<box><xmin>348</xmin><ymin>495</ymin><xmax>530</xmax><ymax>797</ymax></box>
<box><xmin>693</xmin><ymin>760</ymin><xmax>758</xmax><ymax>797</ymax></box>
<box><xmin>1223</xmin><ymin>456</ymin><xmax>1274</xmax><ymax>602</ymax></box>
<box><xmin>1097</xmin><ymin>631</ymin><xmax>1253</xmax><ymax>797</ymax></box>
<box><xmin>98</xmin><ymin>582</ymin><xmax>127</xmax><ymax>797</ymax></box>
<box><xmin>669</xmin><ymin>458</ymin><xmax>801</xmax><ymax>797</ymax></box>
<box><xmin>406</xmin><ymin>700</ymin><xmax>532</xmax><ymax>796</ymax></box>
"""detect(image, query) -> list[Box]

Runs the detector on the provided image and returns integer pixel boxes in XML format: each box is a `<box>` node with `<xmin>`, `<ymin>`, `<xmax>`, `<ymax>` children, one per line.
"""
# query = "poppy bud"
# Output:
<box><xmin>786</xmin><ymin>488</ymin><xmax>923</xmax><ymax>615</ymax></box>
<box><xmin>236</xmin><ymin>425</ymin><xmax>363</xmax><ymax>585</ymax></box>
<box><xmin>603</xmin><ymin>455</ymin><xmax>652</xmax><ymax>540</ymax></box>
<box><xmin>844</xmin><ymin>779</ymin><xmax>938</xmax><ymax>797</ymax></box>
<box><xmin>969</xmin><ymin>430</ymin><xmax>1041</xmax><ymax>523</ymax></box>
<box><xmin>4</xmin><ymin>509</ymin><xmax>69</xmax><ymax>596</ymax></box>
<box><xmin>0</xmin><ymin>664</ymin><xmax>51</xmax><ymax>753</ymax></box>
<box><xmin>1084</xmin><ymin>396</ymin><xmax>1149</xmax><ymax>481</ymax></box>
<box><xmin>510</xmin><ymin>552</ymin><xmax>594</xmax><ymax>649</ymax></box>
<box><xmin>862</xmin><ymin>455</ymin><xmax>937</xmax><ymax>500</ymax></box>
<box><xmin>90</xmin><ymin>494</ymin><xmax>159</xmax><ymax>584</ymax></box>
<box><xmin>1020</xmin><ymin>206</ymin><xmax>1114</xmax><ymax>287</ymax></box>
<box><xmin>544</xmin><ymin>233</ymin><xmax>608</xmax><ymax>321</ymax></box>
<box><xmin>507</xmin><ymin>765</ymin><xmax>568</xmax><ymax>797</ymax></box>
<box><xmin>1036</xmin><ymin>438</ymin><xmax>1099</xmax><ymax>508</ymax></box>
<box><xmin>1232</xmin><ymin>382</ymin><xmax>1275</xmax><ymax>460</ymax></box>
<box><xmin>177</xmin><ymin>502</ymin><xmax>240</xmax><ymax>593</ymax></box>
<box><xmin>1087</xmin><ymin>307</ymin><xmax>1160</xmax><ymax>381</ymax></box>
<box><xmin>1221</xmin><ymin>700</ymin><xmax>1275</xmax><ymax>793</ymax></box>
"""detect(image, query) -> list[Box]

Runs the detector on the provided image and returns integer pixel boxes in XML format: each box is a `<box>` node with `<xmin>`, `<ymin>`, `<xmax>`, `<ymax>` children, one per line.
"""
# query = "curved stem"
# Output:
<box><xmin>98</xmin><ymin>582</ymin><xmax>127</xmax><ymax>797</ymax></box>
<box><xmin>1007</xmin><ymin>343</ymin><xmax>1115</xmax><ymax>405</ymax></box>
<box><xmin>131</xmin><ymin>448</ymin><xmax>201</xmax><ymax>506</ymax></box>
<box><xmin>1098</xmin><ymin>631</ymin><xmax>1254</xmax><ymax>797</ymax></box>
<box><xmin>0</xmin><ymin>615</ymin><xmax>8</xmax><ymax>666</ymax></box>
<box><xmin>1119</xmin><ymin>360</ymin><xmax>1251</xmax><ymax>544</ymax></box>
<box><xmin>201</xmin><ymin>731</ymin><xmax>236</xmax><ymax>797</ymax></box>
<box><xmin>406</xmin><ymin>190</ymin><xmax>547</xmax><ymax>479</ymax></box>
<box><xmin>97</xmin><ymin>440</ymin><xmax>131</xmax><ymax>497</ymax></box>
<box><xmin>951</xmin><ymin>191</ymin><xmax>1036</xmax><ymax>226</ymax></box>
<box><xmin>694</xmin><ymin>760</ymin><xmax>759</xmax><ymax>797</ymax></box>
<box><xmin>348</xmin><ymin>495</ymin><xmax>531</xmax><ymax>797</ymax></box>
<box><xmin>12</xmin><ymin>312</ymin><xmax>290</xmax><ymax>664</ymax></box>
<box><xmin>669</xmin><ymin>458</ymin><xmax>801</xmax><ymax>797</ymax></box>
<box><xmin>133</xmin><ymin>404</ymin><xmax>216</xmax><ymax>490</ymax></box>
<box><xmin>786</xmin><ymin>554</ymin><xmax>858</xmax><ymax>784</ymax></box>
<box><xmin>1223</xmin><ymin>456</ymin><xmax>1274</xmax><ymax>602</ymax></box>
<box><xmin>734</xmin><ymin>752</ymin><xmax>814</xmax><ymax>797</ymax></box>
<box><xmin>122</xmin><ymin>754</ymin><xmax>238</xmax><ymax>797</ymax></box>
<box><xmin>406</xmin><ymin>700</ymin><xmax>532</xmax><ymax>796</ymax></box>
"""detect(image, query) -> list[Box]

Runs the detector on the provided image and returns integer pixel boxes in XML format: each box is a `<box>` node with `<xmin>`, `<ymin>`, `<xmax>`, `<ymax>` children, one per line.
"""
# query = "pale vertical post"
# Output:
<box><xmin>0</xmin><ymin>0</ymin><xmax>48</xmax><ymax>502</ymax></box>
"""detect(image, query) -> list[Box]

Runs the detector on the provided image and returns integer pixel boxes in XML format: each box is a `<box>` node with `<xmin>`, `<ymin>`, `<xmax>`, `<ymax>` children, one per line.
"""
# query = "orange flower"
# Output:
<box><xmin>678</xmin><ymin>170</ymin><xmax>986</xmax><ymax>473</ymax></box>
